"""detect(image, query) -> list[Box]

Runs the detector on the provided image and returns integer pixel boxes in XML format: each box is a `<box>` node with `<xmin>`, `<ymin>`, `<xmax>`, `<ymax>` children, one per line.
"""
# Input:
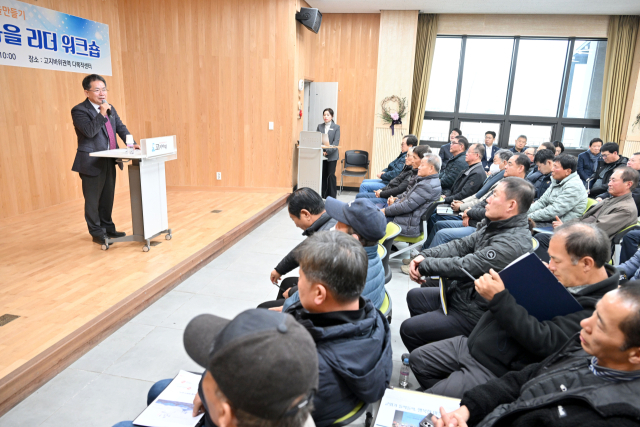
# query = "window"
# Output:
<box><xmin>458</xmin><ymin>38</ymin><xmax>513</xmax><ymax>115</ymax></box>
<box><xmin>562</xmin><ymin>40</ymin><xmax>607</xmax><ymax>119</ymax></box>
<box><xmin>425</xmin><ymin>37</ymin><xmax>462</xmax><ymax>113</ymax></box>
<box><xmin>423</xmin><ymin>36</ymin><xmax>606</xmax><ymax>151</ymax></box>
<box><xmin>421</xmin><ymin>120</ymin><xmax>451</xmax><ymax>142</ymax></box>
<box><xmin>510</xmin><ymin>40</ymin><xmax>568</xmax><ymax>117</ymax></box>
<box><xmin>460</xmin><ymin>121</ymin><xmax>501</xmax><ymax>145</ymax></box>
<box><xmin>508</xmin><ymin>124</ymin><xmax>553</xmax><ymax>147</ymax></box>
<box><xmin>562</xmin><ymin>127</ymin><xmax>601</xmax><ymax>149</ymax></box>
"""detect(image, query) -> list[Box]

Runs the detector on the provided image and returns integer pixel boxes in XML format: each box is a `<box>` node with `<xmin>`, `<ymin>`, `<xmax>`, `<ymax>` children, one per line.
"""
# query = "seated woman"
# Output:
<box><xmin>382</xmin><ymin>153</ymin><xmax>442</xmax><ymax>237</ymax></box>
<box><xmin>356</xmin><ymin>146</ymin><xmax>430</xmax><ymax>206</ymax></box>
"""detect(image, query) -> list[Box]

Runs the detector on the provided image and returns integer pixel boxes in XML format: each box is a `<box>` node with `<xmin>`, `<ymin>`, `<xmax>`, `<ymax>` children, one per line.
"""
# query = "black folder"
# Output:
<box><xmin>498</xmin><ymin>253</ymin><xmax>583</xmax><ymax>322</ymax></box>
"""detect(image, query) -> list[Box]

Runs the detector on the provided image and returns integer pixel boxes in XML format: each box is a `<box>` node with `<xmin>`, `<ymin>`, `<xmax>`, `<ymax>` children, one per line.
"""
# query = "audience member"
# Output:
<box><xmin>441</xmin><ymin>144</ymin><xmax>486</xmax><ymax>204</ymax></box>
<box><xmin>366</xmin><ymin>145</ymin><xmax>432</xmax><ymax>206</ymax></box>
<box><xmin>554</xmin><ymin>140</ymin><xmax>565</xmax><ymax>155</ymax></box>
<box><xmin>578</xmin><ymin>137</ymin><xmax>603</xmax><ymax>187</ymax></box>
<box><xmin>356</xmin><ymin>147</ymin><xmax>416</xmax><ymax>204</ymax></box>
<box><xmin>524</xmin><ymin>147</ymin><xmax>536</xmax><ymax>164</ymax></box>
<box><xmin>431</xmin><ymin>282</ymin><xmax>640</xmax><ymax>427</ymax></box>
<box><xmin>439</xmin><ymin>135</ymin><xmax>470</xmax><ymax>194</ymax></box>
<box><xmin>528</xmin><ymin>153</ymin><xmax>587</xmax><ymax>227</ymax></box>
<box><xmin>113</xmin><ymin>309</ymin><xmax>319</xmax><ymax>427</ymax></box>
<box><xmin>284</xmin><ymin>231</ymin><xmax>392</xmax><ymax>427</ymax></box>
<box><xmin>589</xmin><ymin>142</ymin><xmax>628</xmax><ymax>198</ymax></box>
<box><xmin>527</xmin><ymin>149</ymin><xmax>554</xmax><ymax>198</ymax></box>
<box><xmin>410</xmin><ymin>223</ymin><xmax>619</xmax><ymax>398</ymax></box>
<box><xmin>383</xmin><ymin>154</ymin><xmax>442</xmax><ymax>237</ymax></box>
<box><xmin>597</xmin><ymin>152</ymin><xmax>640</xmax><ymax>212</ymax></box>
<box><xmin>359</xmin><ymin>134</ymin><xmax>418</xmax><ymax>194</ymax></box>
<box><xmin>534</xmin><ymin>167</ymin><xmax>639</xmax><ymax>260</ymax></box>
<box><xmin>509</xmin><ymin>135</ymin><xmax>527</xmax><ymax>153</ymax></box>
<box><xmin>475</xmin><ymin>149</ymin><xmax>512</xmax><ymax>199</ymax></box>
<box><xmin>279</xmin><ymin>198</ymin><xmax>387</xmax><ymax>311</ymax></box>
<box><xmin>264</xmin><ymin>188</ymin><xmax>337</xmax><ymax>308</ymax></box>
<box><xmin>539</xmin><ymin>141</ymin><xmax>556</xmax><ymax>152</ymax></box>
<box><xmin>415</xmin><ymin>154</ymin><xmax>530</xmax><ymax>255</ymax></box>
<box><xmin>619</xmin><ymin>247</ymin><xmax>640</xmax><ymax>281</ymax></box>
<box><xmin>452</xmin><ymin>150</ymin><xmax>512</xmax><ymax>214</ymax></box>
<box><xmin>439</xmin><ymin>128</ymin><xmax>461</xmax><ymax>171</ymax></box>
<box><xmin>399</xmin><ymin>178</ymin><xmax>535</xmax><ymax>351</ymax></box>
<box><xmin>481</xmin><ymin>131</ymin><xmax>499</xmax><ymax>172</ymax></box>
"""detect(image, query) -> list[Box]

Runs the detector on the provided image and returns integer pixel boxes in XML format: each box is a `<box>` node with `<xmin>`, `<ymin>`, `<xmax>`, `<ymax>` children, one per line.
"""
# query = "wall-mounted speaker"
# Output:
<box><xmin>295</xmin><ymin>7</ymin><xmax>322</xmax><ymax>34</ymax></box>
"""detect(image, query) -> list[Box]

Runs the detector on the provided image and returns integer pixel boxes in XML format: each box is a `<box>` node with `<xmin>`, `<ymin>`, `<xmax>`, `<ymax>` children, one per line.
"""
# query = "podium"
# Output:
<box><xmin>90</xmin><ymin>135</ymin><xmax>177</xmax><ymax>251</ymax></box>
<box><xmin>297</xmin><ymin>131</ymin><xmax>339</xmax><ymax>195</ymax></box>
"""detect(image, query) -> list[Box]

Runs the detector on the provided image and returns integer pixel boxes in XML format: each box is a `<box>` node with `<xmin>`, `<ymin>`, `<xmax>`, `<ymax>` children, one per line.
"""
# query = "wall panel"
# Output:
<box><xmin>296</xmin><ymin>13</ymin><xmax>381</xmax><ymax>187</ymax></box>
<box><xmin>118</xmin><ymin>0</ymin><xmax>297</xmax><ymax>190</ymax></box>
<box><xmin>0</xmin><ymin>0</ymin><xmax>128</xmax><ymax>219</ymax></box>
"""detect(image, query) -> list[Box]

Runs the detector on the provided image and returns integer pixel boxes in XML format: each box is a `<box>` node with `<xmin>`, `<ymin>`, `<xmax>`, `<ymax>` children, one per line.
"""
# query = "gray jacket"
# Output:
<box><xmin>317</xmin><ymin>122</ymin><xmax>340</xmax><ymax>162</ymax></box>
<box><xmin>385</xmin><ymin>174</ymin><xmax>441</xmax><ymax>237</ymax></box>
<box><xmin>528</xmin><ymin>172</ymin><xmax>587</xmax><ymax>225</ymax></box>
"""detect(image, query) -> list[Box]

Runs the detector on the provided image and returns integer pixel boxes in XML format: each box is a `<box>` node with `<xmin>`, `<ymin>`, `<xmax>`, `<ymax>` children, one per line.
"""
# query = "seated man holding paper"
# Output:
<box><xmin>410</xmin><ymin>222</ymin><xmax>619</xmax><ymax>398</ymax></box>
<box><xmin>431</xmin><ymin>282</ymin><xmax>640</xmax><ymax>427</ymax></box>
<box><xmin>113</xmin><ymin>308</ymin><xmax>319</xmax><ymax>427</ymax></box>
<box><xmin>260</xmin><ymin>188</ymin><xmax>336</xmax><ymax>309</ymax></box>
<box><xmin>400</xmin><ymin>177</ymin><xmax>535</xmax><ymax>352</ymax></box>
<box><xmin>283</xmin><ymin>231</ymin><xmax>392</xmax><ymax>427</ymax></box>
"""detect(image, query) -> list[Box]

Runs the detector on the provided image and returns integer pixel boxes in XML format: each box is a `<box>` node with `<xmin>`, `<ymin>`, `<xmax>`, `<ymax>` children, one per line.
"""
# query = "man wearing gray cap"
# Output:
<box><xmin>112</xmin><ymin>309</ymin><xmax>318</xmax><ymax>427</ymax></box>
<box><xmin>280</xmin><ymin>197</ymin><xmax>387</xmax><ymax>311</ymax></box>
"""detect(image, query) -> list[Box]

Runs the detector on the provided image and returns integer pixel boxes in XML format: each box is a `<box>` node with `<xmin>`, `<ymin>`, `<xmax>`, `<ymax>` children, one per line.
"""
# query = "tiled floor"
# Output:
<box><xmin>0</xmin><ymin>192</ymin><xmax>419</xmax><ymax>427</ymax></box>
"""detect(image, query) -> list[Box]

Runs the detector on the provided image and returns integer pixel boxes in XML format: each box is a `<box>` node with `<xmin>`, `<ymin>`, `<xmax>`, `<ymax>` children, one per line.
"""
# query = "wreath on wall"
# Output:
<box><xmin>633</xmin><ymin>111</ymin><xmax>640</xmax><ymax>131</ymax></box>
<box><xmin>378</xmin><ymin>95</ymin><xmax>407</xmax><ymax>136</ymax></box>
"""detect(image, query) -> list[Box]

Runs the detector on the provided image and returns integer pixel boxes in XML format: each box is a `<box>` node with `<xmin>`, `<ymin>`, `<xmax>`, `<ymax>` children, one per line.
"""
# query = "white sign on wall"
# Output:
<box><xmin>0</xmin><ymin>0</ymin><xmax>112</xmax><ymax>75</ymax></box>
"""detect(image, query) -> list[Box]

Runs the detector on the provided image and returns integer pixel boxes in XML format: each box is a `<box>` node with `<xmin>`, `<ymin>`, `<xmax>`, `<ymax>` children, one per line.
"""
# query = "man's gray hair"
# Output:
<box><xmin>517</xmin><ymin>135</ymin><xmax>528</xmax><ymax>141</ymax></box>
<box><xmin>424</xmin><ymin>153</ymin><xmax>441</xmax><ymax>173</ymax></box>
<box><xmin>553</xmin><ymin>222</ymin><xmax>610</xmax><ymax>268</ymax></box>
<box><xmin>471</xmin><ymin>143</ymin><xmax>486</xmax><ymax>160</ymax></box>
<box><xmin>496</xmin><ymin>149</ymin><xmax>512</xmax><ymax>162</ymax></box>
<box><xmin>615</xmin><ymin>166</ymin><xmax>639</xmax><ymax>191</ymax></box>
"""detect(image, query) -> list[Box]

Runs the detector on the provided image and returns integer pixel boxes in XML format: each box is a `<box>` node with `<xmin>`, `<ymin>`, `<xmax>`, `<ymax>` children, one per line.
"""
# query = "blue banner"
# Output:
<box><xmin>0</xmin><ymin>0</ymin><xmax>111</xmax><ymax>74</ymax></box>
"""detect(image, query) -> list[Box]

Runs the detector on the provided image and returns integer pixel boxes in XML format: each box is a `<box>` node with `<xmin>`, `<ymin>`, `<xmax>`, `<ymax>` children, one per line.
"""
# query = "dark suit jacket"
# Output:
<box><xmin>481</xmin><ymin>144</ymin><xmax>499</xmax><ymax>171</ymax></box>
<box><xmin>317</xmin><ymin>121</ymin><xmax>340</xmax><ymax>162</ymax></box>
<box><xmin>71</xmin><ymin>98</ymin><xmax>131</xmax><ymax>176</ymax></box>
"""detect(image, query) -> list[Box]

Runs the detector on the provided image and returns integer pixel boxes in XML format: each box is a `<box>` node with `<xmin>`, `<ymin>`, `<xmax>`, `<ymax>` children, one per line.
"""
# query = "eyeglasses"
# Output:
<box><xmin>450</xmin><ymin>141</ymin><xmax>462</xmax><ymax>146</ymax></box>
<box><xmin>88</xmin><ymin>88</ymin><xmax>108</xmax><ymax>94</ymax></box>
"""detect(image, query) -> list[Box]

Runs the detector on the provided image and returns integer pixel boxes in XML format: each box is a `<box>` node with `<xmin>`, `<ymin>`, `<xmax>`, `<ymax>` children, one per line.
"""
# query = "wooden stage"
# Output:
<box><xmin>0</xmin><ymin>188</ymin><xmax>288</xmax><ymax>416</ymax></box>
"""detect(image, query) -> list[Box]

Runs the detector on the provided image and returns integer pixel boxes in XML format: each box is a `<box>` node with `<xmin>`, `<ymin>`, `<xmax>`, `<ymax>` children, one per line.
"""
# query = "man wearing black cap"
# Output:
<box><xmin>283</xmin><ymin>231</ymin><xmax>392</xmax><ymax>426</ymax></box>
<box><xmin>279</xmin><ymin>198</ymin><xmax>387</xmax><ymax>311</ymax></box>
<box><xmin>112</xmin><ymin>309</ymin><xmax>318</xmax><ymax>427</ymax></box>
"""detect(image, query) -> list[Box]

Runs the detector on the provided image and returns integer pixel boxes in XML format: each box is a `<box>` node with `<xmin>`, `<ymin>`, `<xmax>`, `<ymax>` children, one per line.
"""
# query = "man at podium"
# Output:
<box><xmin>71</xmin><ymin>74</ymin><xmax>137</xmax><ymax>245</ymax></box>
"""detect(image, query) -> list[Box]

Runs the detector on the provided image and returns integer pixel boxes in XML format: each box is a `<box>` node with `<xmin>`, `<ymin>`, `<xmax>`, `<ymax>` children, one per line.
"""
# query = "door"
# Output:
<box><xmin>308</xmin><ymin>82</ymin><xmax>339</xmax><ymax>131</ymax></box>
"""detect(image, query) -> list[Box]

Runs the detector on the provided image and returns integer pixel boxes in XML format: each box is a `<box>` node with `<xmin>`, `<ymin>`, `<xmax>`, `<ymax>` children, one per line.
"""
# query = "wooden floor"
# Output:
<box><xmin>0</xmin><ymin>188</ymin><xmax>287</xmax><ymax>414</ymax></box>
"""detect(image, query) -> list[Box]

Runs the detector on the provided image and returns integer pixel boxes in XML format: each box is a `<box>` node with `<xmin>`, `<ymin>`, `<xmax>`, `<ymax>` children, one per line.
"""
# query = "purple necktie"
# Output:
<box><xmin>105</xmin><ymin>118</ymin><xmax>116</xmax><ymax>150</ymax></box>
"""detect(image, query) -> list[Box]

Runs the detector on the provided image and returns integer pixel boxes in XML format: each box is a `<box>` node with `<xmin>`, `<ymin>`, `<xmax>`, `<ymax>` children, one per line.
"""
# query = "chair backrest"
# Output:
<box><xmin>333</xmin><ymin>401</ymin><xmax>367</xmax><ymax>426</ymax></box>
<box><xmin>585</xmin><ymin>198</ymin><xmax>597</xmax><ymax>214</ymax></box>
<box><xmin>344</xmin><ymin>150</ymin><xmax>369</xmax><ymax>168</ymax></box>
<box><xmin>377</xmin><ymin>243</ymin><xmax>386</xmax><ymax>259</ymax></box>
<box><xmin>418</xmin><ymin>201</ymin><xmax>441</xmax><ymax>234</ymax></box>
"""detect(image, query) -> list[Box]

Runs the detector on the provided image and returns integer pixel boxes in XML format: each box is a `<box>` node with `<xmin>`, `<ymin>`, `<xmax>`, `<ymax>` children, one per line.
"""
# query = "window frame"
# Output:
<box><xmin>422</xmin><ymin>35</ymin><xmax>603</xmax><ymax>154</ymax></box>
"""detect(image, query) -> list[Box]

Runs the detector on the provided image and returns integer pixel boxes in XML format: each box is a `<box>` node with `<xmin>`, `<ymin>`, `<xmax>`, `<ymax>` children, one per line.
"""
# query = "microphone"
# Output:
<box><xmin>102</xmin><ymin>99</ymin><xmax>112</xmax><ymax>117</ymax></box>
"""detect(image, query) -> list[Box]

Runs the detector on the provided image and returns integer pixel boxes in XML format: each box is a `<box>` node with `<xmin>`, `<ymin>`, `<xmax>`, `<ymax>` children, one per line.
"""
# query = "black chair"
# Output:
<box><xmin>340</xmin><ymin>150</ymin><xmax>370</xmax><ymax>195</ymax></box>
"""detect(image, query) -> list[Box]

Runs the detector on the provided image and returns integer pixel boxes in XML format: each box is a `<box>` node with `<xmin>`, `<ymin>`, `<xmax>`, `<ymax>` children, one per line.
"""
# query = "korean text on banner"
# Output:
<box><xmin>0</xmin><ymin>0</ymin><xmax>111</xmax><ymax>75</ymax></box>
